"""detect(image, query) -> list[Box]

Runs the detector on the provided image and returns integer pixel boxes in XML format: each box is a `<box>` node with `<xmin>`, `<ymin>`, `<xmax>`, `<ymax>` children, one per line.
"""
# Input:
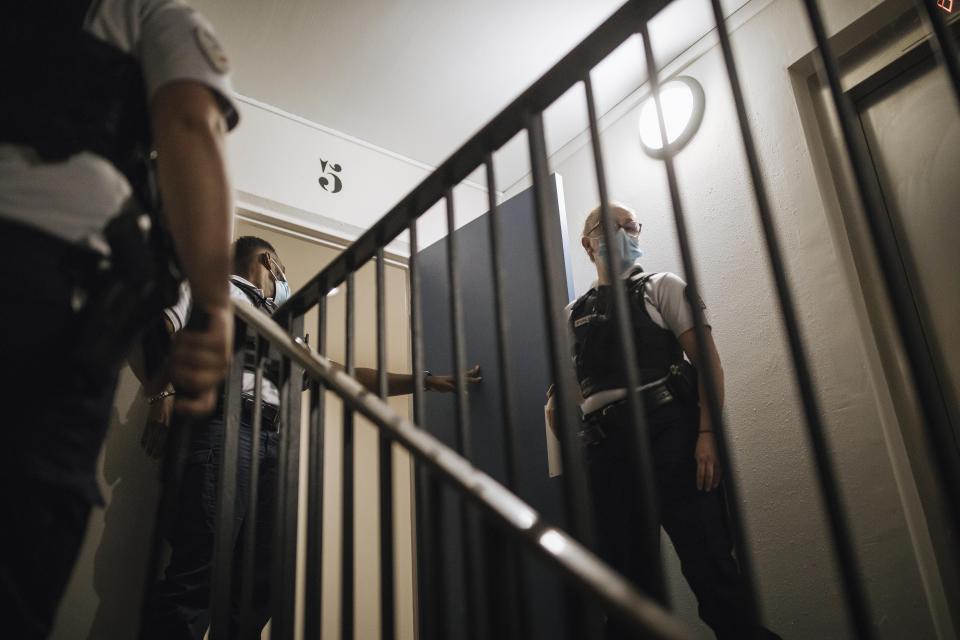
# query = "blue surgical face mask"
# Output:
<box><xmin>272</xmin><ymin>278</ymin><xmax>291</xmax><ymax>306</ymax></box>
<box><xmin>597</xmin><ymin>228</ymin><xmax>643</xmax><ymax>274</ymax></box>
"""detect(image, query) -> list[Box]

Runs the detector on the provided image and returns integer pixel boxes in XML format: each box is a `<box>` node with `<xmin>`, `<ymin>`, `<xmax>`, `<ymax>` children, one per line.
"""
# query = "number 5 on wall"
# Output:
<box><xmin>319</xmin><ymin>158</ymin><xmax>343</xmax><ymax>193</ymax></box>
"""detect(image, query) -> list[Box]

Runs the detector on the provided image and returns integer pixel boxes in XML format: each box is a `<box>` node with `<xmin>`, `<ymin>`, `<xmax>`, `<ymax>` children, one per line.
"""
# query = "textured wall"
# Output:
<box><xmin>520</xmin><ymin>0</ymin><xmax>937</xmax><ymax>637</ymax></box>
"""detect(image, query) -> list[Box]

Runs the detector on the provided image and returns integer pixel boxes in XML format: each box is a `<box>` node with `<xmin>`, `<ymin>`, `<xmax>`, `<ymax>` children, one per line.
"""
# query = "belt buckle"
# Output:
<box><xmin>578</xmin><ymin>424</ymin><xmax>606</xmax><ymax>447</ymax></box>
<box><xmin>601</xmin><ymin>402</ymin><xmax>620</xmax><ymax>418</ymax></box>
<box><xmin>262</xmin><ymin>405</ymin><xmax>280</xmax><ymax>432</ymax></box>
<box><xmin>651</xmin><ymin>386</ymin><xmax>672</xmax><ymax>406</ymax></box>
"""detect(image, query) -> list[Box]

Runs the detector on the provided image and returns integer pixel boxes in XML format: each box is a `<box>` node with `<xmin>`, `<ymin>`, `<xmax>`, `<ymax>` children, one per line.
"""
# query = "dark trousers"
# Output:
<box><xmin>143</xmin><ymin>416</ymin><xmax>280</xmax><ymax>639</ymax></box>
<box><xmin>0</xmin><ymin>220</ymin><xmax>120</xmax><ymax>639</ymax></box>
<box><xmin>0</xmin><ymin>484</ymin><xmax>93</xmax><ymax>639</ymax></box>
<box><xmin>584</xmin><ymin>401</ymin><xmax>779</xmax><ymax>640</ymax></box>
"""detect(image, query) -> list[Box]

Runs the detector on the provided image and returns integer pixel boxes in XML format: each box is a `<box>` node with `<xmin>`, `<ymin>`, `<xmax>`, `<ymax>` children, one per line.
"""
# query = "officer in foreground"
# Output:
<box><xmin>141</xmin><ymin>235</ymin><xmax>481</xmax><ymax>639</ymax></box>
<box><xmin>0</xmin><ymin>1</ymin><xmax>239</xmax><ymax>636</ymax></box>
<box><xmin>547</xmin><ymin>204</ymin><xmax>780</xmax><ymax>639</ymax></box>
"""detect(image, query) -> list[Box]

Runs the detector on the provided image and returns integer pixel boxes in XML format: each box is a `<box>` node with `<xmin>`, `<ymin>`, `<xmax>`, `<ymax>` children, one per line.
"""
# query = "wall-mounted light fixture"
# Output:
<box><xmin>638</xmin><ymin>76</ymin><xmax>705</xmax><ymax>159</ymax></box>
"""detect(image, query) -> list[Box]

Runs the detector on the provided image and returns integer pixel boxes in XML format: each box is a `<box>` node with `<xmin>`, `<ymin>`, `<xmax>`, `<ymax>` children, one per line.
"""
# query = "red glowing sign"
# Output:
<box><xmin>938</xmin><ymin>0</ymin><xmax>953</xmax><ymax>14</ymax></box>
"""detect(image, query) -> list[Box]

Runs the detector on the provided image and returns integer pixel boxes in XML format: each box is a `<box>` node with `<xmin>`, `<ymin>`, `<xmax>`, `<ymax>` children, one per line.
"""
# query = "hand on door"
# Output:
<box><xmin>426</xmin><ymin>365</ymin><xmax>483</xmax><ymax>392</ymax></box>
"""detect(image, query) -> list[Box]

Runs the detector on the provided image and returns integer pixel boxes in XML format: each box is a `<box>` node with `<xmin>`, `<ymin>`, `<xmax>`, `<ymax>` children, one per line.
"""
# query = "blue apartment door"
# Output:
<box><xmin>416</xmin><ymin>175</ymin><xmax>575</xmax><ymax>640</ymax></box>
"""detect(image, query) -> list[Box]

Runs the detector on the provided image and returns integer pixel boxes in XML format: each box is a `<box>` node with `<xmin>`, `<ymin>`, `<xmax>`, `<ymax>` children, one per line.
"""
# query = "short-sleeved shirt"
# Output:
<box><xmin>0</xmin><ymin>0</ymin><xmax>239</xmax><ymax>245</ymax></box>
<box><xmin>165</xmin><ymin>276</ymin><xmax>281</xmax><ymax>406</ymax></box>
<box><xmin>566</xmin><ymin>271</ymin><xmax>710</xmax><ymax>415</ymax></box>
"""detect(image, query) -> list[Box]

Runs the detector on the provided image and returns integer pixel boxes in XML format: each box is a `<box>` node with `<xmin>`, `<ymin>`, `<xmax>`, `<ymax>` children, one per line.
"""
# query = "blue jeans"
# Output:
<box><xmin>143</xmin><ymin>416</ymin><xmax>280</xmax><ymax>639</ymax></box>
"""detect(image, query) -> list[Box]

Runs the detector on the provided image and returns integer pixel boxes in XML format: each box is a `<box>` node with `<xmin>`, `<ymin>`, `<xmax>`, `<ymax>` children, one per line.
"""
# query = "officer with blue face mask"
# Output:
<box><xmin>141</xmin><ymin>235</ymin><xmax>479</xmax><ymax>638</ymax></box>
<box><xmin>139</xmin><ymin>235</ymin><xmax>293</xmax><ymax>639</ymax></box>
<box><xmin>547</xmin><ymin>204</ymin><xmax>780</xmax><ymax>640</ymax></box>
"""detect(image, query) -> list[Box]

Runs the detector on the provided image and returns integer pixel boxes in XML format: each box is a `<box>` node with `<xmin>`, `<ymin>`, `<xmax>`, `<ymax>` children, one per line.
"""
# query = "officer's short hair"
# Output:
<box><xmin>581</xmin><ymin>202</ymin><xmax>638</xmax><ymax>246</ymax></box>
<box><xmin>234</xmin><ymin>236</ymin><xmax>277</xmax><ymax>274</ymax></box>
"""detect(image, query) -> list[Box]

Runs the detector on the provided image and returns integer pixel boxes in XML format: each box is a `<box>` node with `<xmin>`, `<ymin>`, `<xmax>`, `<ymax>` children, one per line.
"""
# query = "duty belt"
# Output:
<box><xmin>240</xmin><ymin>395</ymin><xmax>281</xmax><ymax>433</ymax></box>
<box><xmin>577</xmin><ymin>379</ymin><xmax>676</xmax><ymax>447</ymax></box>
<box><xmin>216</xmin><ymin>393</ymin><xmax>281</xmax><ymax>433</ymax></box>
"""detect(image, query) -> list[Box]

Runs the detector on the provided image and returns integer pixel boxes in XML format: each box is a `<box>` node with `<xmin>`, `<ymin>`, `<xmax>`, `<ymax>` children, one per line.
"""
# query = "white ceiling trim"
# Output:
<box><xmin>235</xmin><ymin>92</ymin><xmax>495</xmax><ymax>196</ymax></box>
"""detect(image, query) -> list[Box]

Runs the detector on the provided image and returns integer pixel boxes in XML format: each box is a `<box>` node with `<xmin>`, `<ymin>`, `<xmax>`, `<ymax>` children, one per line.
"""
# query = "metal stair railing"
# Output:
<box><xmin>141</xmin><ymin>1</ymin><xmax>960</xmax><ymax>638</ymax></box>
<box><xmin>233</xmin><ymin>298</ymin><xmax>685</xmax><ymax>640</ymax></box>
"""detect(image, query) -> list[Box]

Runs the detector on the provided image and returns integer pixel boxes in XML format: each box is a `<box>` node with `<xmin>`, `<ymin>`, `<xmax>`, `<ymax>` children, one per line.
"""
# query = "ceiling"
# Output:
<box><xmin>192</xmin><ymin>0</ymin><xmax>753</xmax><ymax>195</ymax></box>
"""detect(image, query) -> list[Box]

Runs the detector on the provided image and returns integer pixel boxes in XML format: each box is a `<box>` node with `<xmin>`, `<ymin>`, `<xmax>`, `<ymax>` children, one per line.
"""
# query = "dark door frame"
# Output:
<box><xmin>847</xmin><ymin>32</ymin><xmax>960</xmax><ymax>460</ymax></box>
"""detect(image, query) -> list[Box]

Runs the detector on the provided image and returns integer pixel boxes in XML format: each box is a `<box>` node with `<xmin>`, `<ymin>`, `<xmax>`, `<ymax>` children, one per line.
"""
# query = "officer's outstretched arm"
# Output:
<box><xmin>328</xmin><ymin>362</ymin><xmax>482</xmax><ymax>396</ymax></box>
<box><xmin>151</xmin><ymin>81</ymin><xmax>234</xmax><ymax>415</ymax></box>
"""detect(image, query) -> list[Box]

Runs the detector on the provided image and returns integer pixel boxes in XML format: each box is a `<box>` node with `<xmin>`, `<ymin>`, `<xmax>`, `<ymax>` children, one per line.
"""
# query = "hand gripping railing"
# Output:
<box><xmin>230</xmin><ymin>299</ymin><xmax>687</xmax><ymax>640</ymax></box>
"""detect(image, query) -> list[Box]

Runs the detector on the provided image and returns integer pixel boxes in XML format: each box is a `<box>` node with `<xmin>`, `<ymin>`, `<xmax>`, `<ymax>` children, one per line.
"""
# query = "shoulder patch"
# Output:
<box><xmin>574</xmin><ymin>314</ymin><xmax>597</xmax><ymax>328</ymax></box>
<box><xmin>685</xmin><ymin>285</ymin><xmax>707</xmax><ymax>310</ymax></box>
<box><xmin>194</xmin><ymin>27</ymin><xmax>229</xmax><ymax>74</ymax></box>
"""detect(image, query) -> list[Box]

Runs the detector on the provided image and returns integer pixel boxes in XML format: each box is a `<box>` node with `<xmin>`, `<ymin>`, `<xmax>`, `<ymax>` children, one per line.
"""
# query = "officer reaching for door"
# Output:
<box><xmin>140</xmin><ymin>235</ymin><xmax>482</xmax><ymax>639</ymax></box>
<box><xmin>546</xmin><ymin>204</ymin><xmax>780</xmax><ymax>640</ymax></box>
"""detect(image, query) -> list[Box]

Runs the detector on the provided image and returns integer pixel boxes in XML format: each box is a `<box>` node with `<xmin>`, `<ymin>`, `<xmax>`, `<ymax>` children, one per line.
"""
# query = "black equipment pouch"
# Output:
<box><xmin>666</xmin><ymin>360</ymin><xmax>699</xmax><ymax>406</ymax></box>
<box><xmin>71</xmin><ymin>201</ymin><xmax>183</xmax><ymax>376</ymax></box>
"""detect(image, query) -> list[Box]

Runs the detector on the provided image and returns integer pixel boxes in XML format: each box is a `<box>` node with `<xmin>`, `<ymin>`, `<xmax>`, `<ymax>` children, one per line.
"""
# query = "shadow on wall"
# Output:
<box><xmin>86</xmin><ymin>378</ymin><xmax>162</xmax><ymax>640</ymax></box>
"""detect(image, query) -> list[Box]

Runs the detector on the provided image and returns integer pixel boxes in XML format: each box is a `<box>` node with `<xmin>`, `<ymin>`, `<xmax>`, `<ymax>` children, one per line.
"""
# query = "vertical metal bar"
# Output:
<box><xmin>139</xmin><ymin>402</ymin><xmax>196</xmax><ymax>633</ymax></box>
<box><xmin>140</xmin><ymin>309</ymin><xmax>220</xmax><ymax>636</ymax></box>
<box><xmin>239</xmin><ymin>335</ymin><xmax>266</xmax><ymax>639</ymax></box>
<box><xmin>444</xmin><ymin>191</ymin><xmax>486</xmax><ymax>640</ymax></box>
<box><xmin>445</xmin><ymin>192</ymin><xmax>473</xmax><ymax>460</ymax></box>
<box><xmin>710</xmin><ymin>3</ymin><xmax>877</xmax><ymax>638</ymax></box>
<box><xmin>525</xmin><ymin>112</ymin><xmax>595</xmax><ymax>548</ymax></box>
<box><xmin>917</xmin><ymin>0</ymin><xmax>960</xmax><ymax>106</ymax></box>
<box><xmin>376</xmin><ymin>248</ymin><xmax>397</xmax><ymax>640</ymax></box>
<box><xmin>638</xmin><ymin>22</ymin><xmax>766</xmax><ymax>636</ymax></box>
<box><xmin>305</xmin><ymin>295</ymin><xmax>328</xmax><ymax>640</ymax></box>
<box><xmin>270</xmin><ymin>341</ymin><xmax>290</xmax><ymax>635</ymax></box>
<box><xmin>483</xmin><ymin>157</ymin><xmax>522</xmax><ymax>497</ymax></box>
<box><xmin>526</xmin><ymin>112</ymin><xmax>599</xmax><ymax>640</ymax></box>
<box><xmin>269</xmin><ymin>314</ymin><xmax>305</xmax><ymax>640</ymax></box>
<box><xmin>341</xmin><ymin>273</ymin><xmax>356</xmax><ymax>640</ymax></box>
<box><xmin>282</xmin><ymin>314</ymin><xmax>305</xmax><ymax>639</ymax></box>
<box><xmin>483</xmin><ymin>155</ymin><xmax>530</xmax><ymax>640</ymax></box>
<box><xmin>582</xmin><ymin>71</ymin><xmax>666</xmax><ymax>603</ymax></box>
<box><xmin>209</xmin><ymin>324</ymin><xmax>246</xmax><ymax>639</ymax></box>
<box><xmin>410</xmin><ymin>220</ymin><xmax>427</xmax><ymax>436</ymax></box>
<box><xmin>409</xmin><ymin>221</ymin><xmax>448</xmax><ymax>640</ymax></box>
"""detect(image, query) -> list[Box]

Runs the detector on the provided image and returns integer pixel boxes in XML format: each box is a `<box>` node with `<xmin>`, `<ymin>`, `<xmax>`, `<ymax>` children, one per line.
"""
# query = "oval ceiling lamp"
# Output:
<box><xmin>638</xmin><ymin>76</ymin><xmax>705</xmax><ymax>159</ymax></box>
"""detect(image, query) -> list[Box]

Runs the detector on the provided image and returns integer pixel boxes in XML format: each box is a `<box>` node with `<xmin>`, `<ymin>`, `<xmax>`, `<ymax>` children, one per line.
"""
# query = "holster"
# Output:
<box><xmin>666</xmin><ymin>360</ymin><xmax>699</xmax><ymax>406</ymax></box>
<box><xmin>71</xmin><ymin>200</ymin><xmax>182</xmax><ymax>376</ymax></box>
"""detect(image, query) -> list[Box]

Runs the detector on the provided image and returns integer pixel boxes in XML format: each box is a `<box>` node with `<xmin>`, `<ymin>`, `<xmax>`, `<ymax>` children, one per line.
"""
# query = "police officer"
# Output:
<box><xmin>0</xmin><ymin>1</ymin><xmax>239</xmax><ymax>636</ymax></box>
<box><xmin>142</xmin><ymin>235</ymin><xmax>481</xmax><ymax>639</ymax></box>
<box><xmin>547</xmin><ymin>204</ymin><xmax>780</xmax><ymax>639</ymax></box>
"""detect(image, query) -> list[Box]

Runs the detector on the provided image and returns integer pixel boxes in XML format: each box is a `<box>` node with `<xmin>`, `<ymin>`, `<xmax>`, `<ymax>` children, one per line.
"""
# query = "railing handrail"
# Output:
<box><xmin>232</xmin><ymin>298</ymin><xmax>687</xmax><ymax>640</ymax></box>
<box><xmin>275</xmin><ymin>0</ymin><xmax>671</xmax><ymax>321</ymax></box>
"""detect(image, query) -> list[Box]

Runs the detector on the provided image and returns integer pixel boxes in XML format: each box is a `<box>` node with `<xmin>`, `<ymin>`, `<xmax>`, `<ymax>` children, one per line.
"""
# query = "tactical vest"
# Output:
<box><xmin>231</xmin><ymin>278</ymin><xmax>283</xmax><ymax>389</ymax></box>
<box><xmin>569</xmin><ymin>268</ymin><xmax>684</xmax><ymax>398</ymax></box>
<box><xmin>0</xmin><ymin>1</ymin><xmax>157</xmax><ymax>211</ymax></box>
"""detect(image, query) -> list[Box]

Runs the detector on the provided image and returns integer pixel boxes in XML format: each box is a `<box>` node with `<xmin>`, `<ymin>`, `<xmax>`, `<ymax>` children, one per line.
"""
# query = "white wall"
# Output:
<box><xmin>228</xmin><ymin>96</ymin><xmax>493</xmax><ymax>253</ymax></box>
<box><xmin>50</xmin><ymin>369</ymin><xmax>161</xmax><ymax>640</ymax></box>
<box><xmin>504</xmin><ymin>0</ymin><xmax>943</xmax><ymax>637</ymax></box>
